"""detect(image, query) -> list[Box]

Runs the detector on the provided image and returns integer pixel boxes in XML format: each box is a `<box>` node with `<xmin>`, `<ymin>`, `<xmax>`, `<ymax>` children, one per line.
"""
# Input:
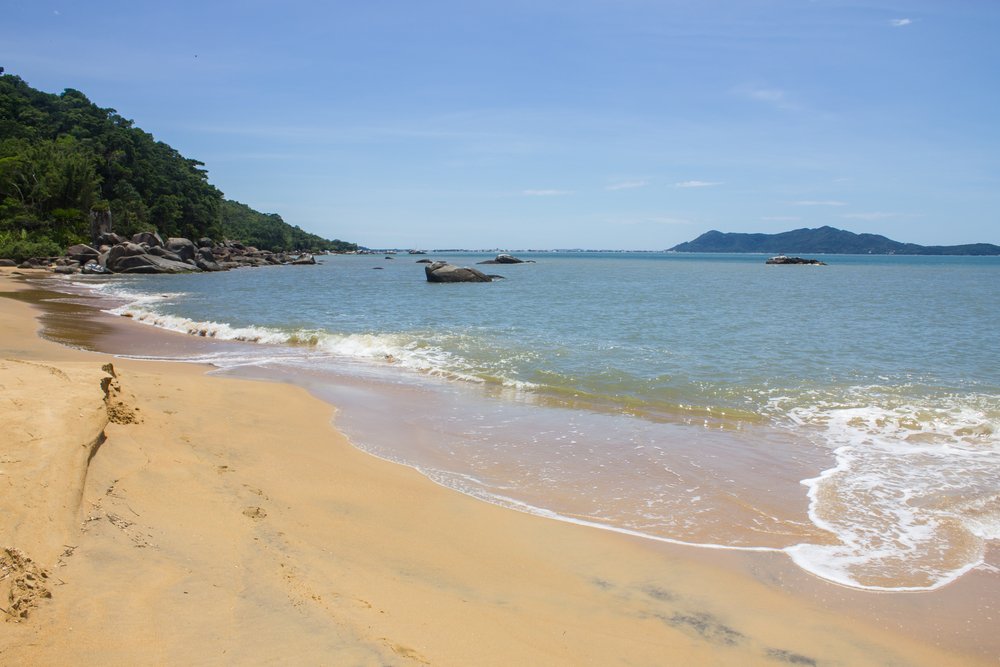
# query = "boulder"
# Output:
<box><xmin>195</xmin><ymin>258</ymin><xmax>223</xmax><ymax>272</ymax></box>
<box><xmin>53</xmin><ymin>265</ymin><xmax>77</xmax><ymax>274</ymax></box>
<box><xmin>66</xmin><ymin>243</ymin><xmax>100</xmax><ymax>264</ymax></box>
<box><xmin>131</xmin><ymin>231</ymin><xmax>164</xmax><ymax>247</ymax></box>
<box><xmin>415</xmin><ymin>259</ymin><xmax>433</xmax><ymax>264</ymax></box>
<box><xmin>197</xmin><ymin>237</ymin><xmax>214</xmax><ymax>248</ymax></box>
<box><xmin>97</xmin><ymin>232</ymin><xmax>127</xmax><ymax>246</ymax></box>
<box><xmin>289</xmin><ymin>254</ymin><xmax>316</xmax><ymax>265</ymax></box>
<box><xmin>477</xmin><ymin>253</ymin><xmax>532</xmax><ymax>265</ymax></box>
<box><xmin>148</xmin><ymin>245</ymin><xmax>187</xmax><ymax>263</ymax></box>
<box><xmin>483</xmin><ymin>254</ymin><xmax>518</xmax><ymax>265</ymax></box>
<box><xmin>0</xmin><ymin>259</ymin><xmax>16</xmax><ymax>267</ymax></box>
<box><xmin>166</xmin><ymin>237</ymin><xmax>197</xmax><ymax>262</ymax></box>
<box><xmin>104</xmin><ymin>243</ymin><xmax>148</xmax><ymax>272</ymax></box>
<box><xmin>82</xmin><ymin>262</ymin><xmax>109</xmax><ymax>275</ymax></box>
<box><xmin>424</xmin><ymin>261</ymin><xmax>494</xmax><ymax>283</ymax></box>
<box><xmin>114</xmin><ymin>254</ymin><xmax>202</xmax><ymax>274</ymax></box>
<box><xmin>765</xmin><ymin>255</ymin><xmax>827</xmax><ymax>266</ymax></box>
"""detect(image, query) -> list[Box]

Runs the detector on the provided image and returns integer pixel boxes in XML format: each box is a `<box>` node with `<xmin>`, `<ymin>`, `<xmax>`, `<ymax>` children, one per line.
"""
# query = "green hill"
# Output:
<box><xmin>670</xmin><ymin>226</ymin><xmax>1000</xmax><ymax>255</ymax></box>
<box><xmin>0</xmin><ymin>71</ymin><xmax>355</xmax><ymax>260</ymax></box>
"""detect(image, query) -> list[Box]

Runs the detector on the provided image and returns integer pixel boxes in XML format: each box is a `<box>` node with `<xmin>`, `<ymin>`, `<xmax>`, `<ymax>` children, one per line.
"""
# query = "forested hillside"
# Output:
<box><xmin>0</xmin><ymin>72</ymin><xmax>355</xmax><ymax>260</ymax></box>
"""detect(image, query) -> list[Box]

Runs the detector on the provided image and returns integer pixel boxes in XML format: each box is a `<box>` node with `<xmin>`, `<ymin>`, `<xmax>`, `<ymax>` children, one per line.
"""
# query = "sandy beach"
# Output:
<box><xmin>0</xmin><ymin>268</ymin><xmax>996</xmax><ymax>666</ymax></box>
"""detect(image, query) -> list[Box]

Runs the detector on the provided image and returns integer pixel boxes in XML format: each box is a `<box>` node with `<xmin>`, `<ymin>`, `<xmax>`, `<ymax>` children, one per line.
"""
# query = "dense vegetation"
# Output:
<box><xmin>0</xmin><ymin>72</ymin><xmax>355</xmax><ymax>260</ymax></box>
<box><xmin>670</xmin><ymin>226</ymin><xmax>1000</xmax><ymax>255</ymax></box>
<box><xmin>220</xmin><ymin>199</ymin><xmax>353</xmax><ymax>253</ymax></box>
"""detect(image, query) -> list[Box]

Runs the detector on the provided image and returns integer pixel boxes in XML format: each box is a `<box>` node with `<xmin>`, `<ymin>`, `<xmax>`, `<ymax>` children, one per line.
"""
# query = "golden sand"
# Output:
<box><xmin>0</xmin><ymin>268</ymin><xmax>994</xmax><ymax>665</ymax></box>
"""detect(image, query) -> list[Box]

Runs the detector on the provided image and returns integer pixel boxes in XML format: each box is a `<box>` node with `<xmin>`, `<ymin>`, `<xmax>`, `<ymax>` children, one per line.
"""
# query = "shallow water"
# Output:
<box><xmin>55</xmin><ymin>251</ymin><xmax>1000</xmax><ymax>590</ymax></box>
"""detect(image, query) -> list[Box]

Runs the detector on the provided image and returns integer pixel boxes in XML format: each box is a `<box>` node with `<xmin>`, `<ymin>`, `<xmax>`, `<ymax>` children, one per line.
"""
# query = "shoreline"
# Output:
<box><xmin>1</xmin><ymin>267</ymin><xmax>996</xmax><ymax>665</ymax></box>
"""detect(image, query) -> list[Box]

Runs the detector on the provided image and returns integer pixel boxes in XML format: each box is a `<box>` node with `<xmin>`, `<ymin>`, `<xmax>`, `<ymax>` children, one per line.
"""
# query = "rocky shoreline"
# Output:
<box><xmin>0</xmin><ymin>231</ymin><xmax>318</xmax><ymax>274</ymax></box>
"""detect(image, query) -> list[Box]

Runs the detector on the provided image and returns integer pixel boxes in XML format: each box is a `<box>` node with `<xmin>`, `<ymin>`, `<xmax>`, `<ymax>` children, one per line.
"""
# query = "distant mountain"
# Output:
<box><xmin>670</xmin><ymin>226</ymin><xmax>1000</xmax><ymax>255</ymax></box>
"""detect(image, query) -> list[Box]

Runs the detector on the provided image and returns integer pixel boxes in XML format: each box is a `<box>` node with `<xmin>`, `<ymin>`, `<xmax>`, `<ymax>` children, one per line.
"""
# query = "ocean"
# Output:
<box><xmin>58</xmin><ymin>251</ymin><xmax>1000</xmax><ymax>592</ymax></box>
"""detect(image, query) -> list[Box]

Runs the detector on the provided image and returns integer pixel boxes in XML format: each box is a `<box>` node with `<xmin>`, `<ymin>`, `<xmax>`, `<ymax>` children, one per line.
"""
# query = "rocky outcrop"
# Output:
<box><xmin>765</xmin><ymin>255</ymin><xmax>827</xmax><ymax>265</ymax></box>
<box><xmin>477</xmin><ymin>253</ymin><xmax>533</xmax><ymax>265</ymax></box>
<box><xmin>41</xmin><ymin>233</ymin><xmax>322</xmax><ymax>275</ymax></box>
<box><xmin>425</xmin><ymin>261</ymin><xmax>495</xmax><ymax>283</ymax></box>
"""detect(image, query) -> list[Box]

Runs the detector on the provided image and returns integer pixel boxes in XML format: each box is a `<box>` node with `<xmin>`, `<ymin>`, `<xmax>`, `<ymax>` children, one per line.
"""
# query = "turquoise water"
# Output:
<box><xmin>65</xmin><ymin>252</ymin><xmax>1000</xmax><ymax>591</ymax></box>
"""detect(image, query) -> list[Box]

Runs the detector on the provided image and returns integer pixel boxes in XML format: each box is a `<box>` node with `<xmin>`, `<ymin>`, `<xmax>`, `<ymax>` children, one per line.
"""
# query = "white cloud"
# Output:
<box><xmin>606</xmin><ymin>180</ymin><xmax>648</xmax><ymax>191</ymax></box>
<box><xmin>890</xmin><ymin>18</ymin><xmax>912</xmax><ymax>27</ymax></box>
<box><xmin>748</xmin><ymin>88</ymin><xmax>786</xmax><ymax>103</ymax></box>
<box><xmin>522</xmin><ymin>189</ymin><xmax>572</xmax><ymax>196</ymax></box>
<box><xmin>674</xmin><ymin>180</ymin><xmax>721</xmax><ymax>188</ymax></box>
<box><xmin>842</xmin><ymin>211</ymin><xmax>900</xmax><ymax>220</ymax></box>
<box><xmin>762</xmin><ymin>216</ymin><xmax>802</xmax><ymax>222</ymax></box>
<box><xmin>734</xmin><ymin>84</ymin><xmax>799</xmax><ymax>111</ymax></box>
<box><xmin>792</xmin><ymin>200</ymin><xmax>848</xmax><ymax>206</ymax></box>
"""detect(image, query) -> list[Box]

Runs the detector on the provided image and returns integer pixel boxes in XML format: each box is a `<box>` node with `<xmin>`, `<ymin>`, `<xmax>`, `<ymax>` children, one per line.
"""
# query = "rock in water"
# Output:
<box><xmin>765</xmin><ymin>255</ymin><xmax>827</xmax><ymax>265</ymax></box>
<box><xmin>477</xmin><ymin>253</ymin><xmax>532</xmax><ymax>265</ymax></box>
<box><xmin>425</xmin><ymin>261</ymin><xmax>494</xmax><ymax>283</ymax></box>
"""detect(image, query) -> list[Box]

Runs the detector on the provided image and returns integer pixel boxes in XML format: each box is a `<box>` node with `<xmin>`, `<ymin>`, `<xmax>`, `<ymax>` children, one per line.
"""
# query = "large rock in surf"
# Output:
<box><xmin>765</xmin><ymin>255</ymin><xmax>827</xmax><ymax>265</ymax></box>
<box><xmin>477</xmin><ymin>253</ymin><xmax>533</xmax><ymax>265</ymax></box>
<box><xmin>425</xmin><ymin>261</ymin><xmax>494</xmax><ymax>283</ymax></box>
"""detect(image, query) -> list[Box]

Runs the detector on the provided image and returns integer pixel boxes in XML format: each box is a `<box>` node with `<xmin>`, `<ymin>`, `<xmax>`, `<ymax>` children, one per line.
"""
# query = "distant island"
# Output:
<box><xmin>670</xmin><ymin>226</ymin><xmax>1000</xmax><ymax>256</ymax></box>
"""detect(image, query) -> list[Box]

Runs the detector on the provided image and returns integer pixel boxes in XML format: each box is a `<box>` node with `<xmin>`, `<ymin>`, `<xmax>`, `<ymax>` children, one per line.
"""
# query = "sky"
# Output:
<box><xmin>2</xmin><ymin>1</ymin><xmax>998</xmax><ymax>250</ymax></box>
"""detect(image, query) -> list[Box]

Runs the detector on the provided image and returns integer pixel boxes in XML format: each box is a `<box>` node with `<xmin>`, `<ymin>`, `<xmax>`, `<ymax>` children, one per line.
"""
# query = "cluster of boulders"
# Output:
<box><xmin>13</xmin><ymin>232</ymin><xmax>318</xmax><ymax>275</ymax></box>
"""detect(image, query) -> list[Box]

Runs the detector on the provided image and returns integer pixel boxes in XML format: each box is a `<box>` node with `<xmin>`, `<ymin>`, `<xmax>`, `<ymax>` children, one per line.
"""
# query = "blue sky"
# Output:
<box><xmin>2</xmin><ymin>1</ymin><xmax>998</xmax><ymax>249</ymax></box>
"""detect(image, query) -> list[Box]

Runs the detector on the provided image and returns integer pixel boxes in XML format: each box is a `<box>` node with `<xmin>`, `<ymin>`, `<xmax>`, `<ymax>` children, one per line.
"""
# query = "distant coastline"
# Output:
<box><xmin>669</xmin><ymin>226</ymin><xmax>1000</xmax><ymax>255</ymax></box>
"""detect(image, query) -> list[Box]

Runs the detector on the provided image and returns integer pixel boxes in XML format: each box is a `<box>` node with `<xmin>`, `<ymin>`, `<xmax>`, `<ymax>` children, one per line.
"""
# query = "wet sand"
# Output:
<box><xmin>0</xmin><ymin>267</ymin><xmax>996</xmax><ymax>665</ymax></box>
